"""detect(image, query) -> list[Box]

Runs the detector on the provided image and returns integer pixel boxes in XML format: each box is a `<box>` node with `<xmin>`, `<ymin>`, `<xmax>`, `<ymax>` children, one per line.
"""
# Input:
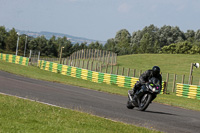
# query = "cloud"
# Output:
<box><xmin>118</xmin><ymin>3</ymin><xmax>131</xmax><ymax>13</ymax></box>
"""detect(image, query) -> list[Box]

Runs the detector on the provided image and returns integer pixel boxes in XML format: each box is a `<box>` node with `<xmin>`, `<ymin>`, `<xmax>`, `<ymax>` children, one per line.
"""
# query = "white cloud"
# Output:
<box><xmin>118</xmin><ymin>3</ymin><xmax>131</xmax><ymax>13</ymax></box>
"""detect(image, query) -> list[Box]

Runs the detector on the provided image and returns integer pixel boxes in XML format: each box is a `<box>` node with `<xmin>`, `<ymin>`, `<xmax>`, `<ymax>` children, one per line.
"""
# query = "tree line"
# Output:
<box><xmin>1</xmin><ymin>24</ymin><xmax>200</xmax><ymax>57</ymax></box>
<box><xmin>105</xmin><ymin>25</ymin><xmax>200</xmax><ymax>55</ymax></box>
<box><xmin>0</xmin><ymin>26</ymin><xmax>104</xmax><ymax>57</ymax></box>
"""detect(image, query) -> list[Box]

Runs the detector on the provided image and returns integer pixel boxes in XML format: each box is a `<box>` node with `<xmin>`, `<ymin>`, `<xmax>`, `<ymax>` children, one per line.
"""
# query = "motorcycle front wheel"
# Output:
<box><xmin>138</xmin><ymin>93</ymin><xmax>152</xmax><ymax>111</ymax></box>
<box><xmin>126</xmin><ymin>96</ymin><xmax>134</xmax><ymax>109</ymax></box>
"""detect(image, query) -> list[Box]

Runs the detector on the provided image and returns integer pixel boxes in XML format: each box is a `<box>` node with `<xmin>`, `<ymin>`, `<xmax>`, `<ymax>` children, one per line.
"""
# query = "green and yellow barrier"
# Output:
<box><xmin>176</xmin><ymin>83</ymin><xmax>200</xmax><ymax>100</ymax></box>
<box><xmin>38</xmin><ymin>60</ymin><xmax>165</xmax><ymax>93</ymax></box>
<box><xmin>0</xmin><ymin>53</ymin><xmax>29</xmax><ymax>66</ymax></box>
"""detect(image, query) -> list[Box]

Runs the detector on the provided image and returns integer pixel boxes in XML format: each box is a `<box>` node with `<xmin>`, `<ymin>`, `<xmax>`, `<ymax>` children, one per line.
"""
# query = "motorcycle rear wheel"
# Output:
<box><xmin>138</xmin><ymin>93</ymin><xmax>152</xmax><ymax>111</ymax></box>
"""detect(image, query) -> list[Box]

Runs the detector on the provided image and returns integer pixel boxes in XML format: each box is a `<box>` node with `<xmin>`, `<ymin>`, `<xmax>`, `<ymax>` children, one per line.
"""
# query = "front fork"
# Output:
<box><xmin>128</xmin><ymin>90</ymin><xmax>134</xmax><ymax>101</ymax></box>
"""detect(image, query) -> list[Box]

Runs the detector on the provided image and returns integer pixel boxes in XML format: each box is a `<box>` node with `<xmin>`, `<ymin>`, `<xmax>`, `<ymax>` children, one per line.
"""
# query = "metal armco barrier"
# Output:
<box><xmin>176</xmin><ymin>83</ymin><xmax>200</xmax><ymax>100</ymax></box>
<box><xmin>0</xmin><ymin>53</ymin><xmax>29</xmax><ymax>66</ymax></box>
<box><xmin>38</xmin><ymin>60</ymin><xmax>165</xmax><ymax>94</ymax></box>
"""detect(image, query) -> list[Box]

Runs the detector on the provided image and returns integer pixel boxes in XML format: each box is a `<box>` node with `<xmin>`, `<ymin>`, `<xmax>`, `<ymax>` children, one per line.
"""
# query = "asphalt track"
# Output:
<box><xmin>0</xmin><ymin>70</ymin><xmax>200</xmax><ymax>133</ymax></box>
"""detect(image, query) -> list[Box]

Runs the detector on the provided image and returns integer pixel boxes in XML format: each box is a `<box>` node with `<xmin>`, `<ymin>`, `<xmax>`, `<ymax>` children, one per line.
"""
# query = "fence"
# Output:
<box><xmin>40</xmin><ymin>49</ymin><xmax>117</xmax><ymax>66</ymax></box>
<box><xmin>37</xmin><ymin>60</ymin><xmax>166</xmax><ymax>94</ymax></box>
<box><xmin>68</xmin><ymin>49</ymin><xmax>117</xmax><ymax>65</ymax></box>
<box><xmin>0</xmin><ymin>53</ymin><xmax>29</xmax><ymax>66</ymax></box>
<box><xmin>161</xmin><ymin>73</ymin><xmax>200</xmax><ymax>94</ymax></box>
<box><xmin>176</xmin><ymin>83</ymin><xmax>200</xmax><ymax>100</ymax></box>
<box><xmin>39</xmin><ymin>49</ymin><xmax>117</xmax><ymax>72</ymax></box>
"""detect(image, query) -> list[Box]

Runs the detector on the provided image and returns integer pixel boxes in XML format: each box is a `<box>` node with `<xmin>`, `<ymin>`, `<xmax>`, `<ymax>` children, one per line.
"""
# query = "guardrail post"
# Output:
<box><xmin>166</xmin><ymin>73</ymin><xmax>169</xmax><ymax>91</ymax></box>
<box><xmin>133</xmin><ymin>69</ymin><xmax>136</xmax><ymax>77</ymax></box>
<box><xmin>116</xmin><ymin>65</ymin><xmax>119</xmax><ymax>75</ymax></box>
<box><xmin>122</xmin><ymin>67</ymin><xmax>124</xmax><ymax>75</ymax></box>
<box><xmin>86</xmin><ymin>61</ymin><xmax>89</xmax><ymax>69</ymax></box>
<box><xmin>91</xmin><ymin>61</ymin><xmax>93</xmax><ymax>71</ymax></box>
<box><xmin>199</xmin><ymin>79</ymin><xmax>200</xmax><ymax>86</ymax></box>
<box><xmin>82</xmin><ymin>60</ymin><xmax>84</xmax><ymax>68</ymax></box>
<box><xmin>127</xmin><ymin>68</ymin><xmax>130</xmax><ymax>76</ymax></box>
<box><xmin>182</xmin><ymin>75</ymin><xmax>185</xmax><ymax>84</ymax></box>
<box><xmin>172</xmin><ymin>74</ymin><xmax>176</xmax><ymax>93</ymax></box>
<box><xmin>106</xmin><ymin>64</ymin><xmax>108</xmax><ymax>73</ymax></box>
<box><xmin>139</xmin><ymin>70</ymin><xmax>142</xmax><ymax>77</ymax></box>
<box><xmin>110</xmin><ymin>65</ymin><xmax>113</xmax><ymax>74</ymax></box>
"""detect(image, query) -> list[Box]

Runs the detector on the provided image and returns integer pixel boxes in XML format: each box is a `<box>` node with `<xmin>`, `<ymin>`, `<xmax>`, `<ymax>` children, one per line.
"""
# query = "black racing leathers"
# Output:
<box><xmin>133</xmin><ymin>70</ymin><xmax>162</xmax><ymax>94</ymax></box>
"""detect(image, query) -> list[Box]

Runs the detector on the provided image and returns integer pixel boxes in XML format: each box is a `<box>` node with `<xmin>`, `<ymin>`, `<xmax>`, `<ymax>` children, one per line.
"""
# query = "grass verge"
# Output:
<box><xmin>0</xmin><ymin>94</ymin><xmax>160</xmax><ymax>133</ymax></box>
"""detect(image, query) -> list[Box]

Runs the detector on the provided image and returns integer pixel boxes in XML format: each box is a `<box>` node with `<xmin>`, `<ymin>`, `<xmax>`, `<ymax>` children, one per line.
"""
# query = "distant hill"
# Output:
<box><xmin>14</xmin><ymin>29</ymin><xmax>106</xmax><ymax>44</ymax></box>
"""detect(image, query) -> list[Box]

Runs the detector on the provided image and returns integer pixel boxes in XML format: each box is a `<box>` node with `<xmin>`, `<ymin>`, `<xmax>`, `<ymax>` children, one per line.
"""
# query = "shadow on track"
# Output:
<box><xmin>143</xmin><ymin>110</ymin><xmax>178</xmax><ymax>116</ymax></box>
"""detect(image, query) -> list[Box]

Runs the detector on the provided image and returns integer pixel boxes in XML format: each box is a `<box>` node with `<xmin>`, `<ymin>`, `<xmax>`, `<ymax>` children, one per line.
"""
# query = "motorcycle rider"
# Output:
<box><xmin>132</xmin><ymin>66</ymin><xmax>162</xmax><ymax>98</ymax></box>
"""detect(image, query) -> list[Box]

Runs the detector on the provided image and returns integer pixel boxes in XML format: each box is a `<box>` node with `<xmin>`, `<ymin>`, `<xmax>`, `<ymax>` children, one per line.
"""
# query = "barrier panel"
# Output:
<box><xmin>38</xmin><ymin>60</ymin><xmax>165</xmax><ymax>93</ymax></box>
<box><xmin>176</xmin><ymin>83</ymin><xmax>200</xmax><ymax>100</ymax></box>
<box><xmin>0</xmin><ymin>53</ymin><xmax>29</xmax><ymax>66</ymax></box>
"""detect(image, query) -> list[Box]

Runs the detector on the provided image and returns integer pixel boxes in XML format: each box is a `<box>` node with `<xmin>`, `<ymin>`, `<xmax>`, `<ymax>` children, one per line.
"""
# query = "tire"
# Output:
<box><xmin>126</xmin><ymin>97</ymin><xmax>134</xmax><ymax>109</ymax></box>
<box><xmin>138</xmin><ymin>93</ymin><xmax>152</xmax><ymax>111</ymax></box>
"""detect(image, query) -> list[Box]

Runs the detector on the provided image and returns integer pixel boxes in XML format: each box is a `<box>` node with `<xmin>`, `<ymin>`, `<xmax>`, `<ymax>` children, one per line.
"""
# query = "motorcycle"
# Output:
<box><xmin>126</xmin><ymin>77</ymin><xmax>161</xmax><ymax>111</ymax></box>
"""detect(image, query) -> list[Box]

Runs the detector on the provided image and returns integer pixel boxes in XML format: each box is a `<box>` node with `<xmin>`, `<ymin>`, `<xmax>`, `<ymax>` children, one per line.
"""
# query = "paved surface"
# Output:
<box><xmin>0</xmin><ymin>70</ymin><xmax>200</xmax><ymax>133</ymax></box>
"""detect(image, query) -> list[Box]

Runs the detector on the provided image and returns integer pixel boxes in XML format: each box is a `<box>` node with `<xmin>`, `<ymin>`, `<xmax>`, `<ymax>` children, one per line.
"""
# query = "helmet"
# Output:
<box><xmin>152</xmin><ymin>66</ymin><xmax>160</xmax><ymax>76</ymax></box>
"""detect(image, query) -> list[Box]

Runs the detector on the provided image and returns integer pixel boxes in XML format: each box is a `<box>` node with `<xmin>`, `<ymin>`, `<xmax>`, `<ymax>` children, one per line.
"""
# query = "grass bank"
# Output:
<box><xmin>117</xmin><ymin>54</ymin><xmax>200</xmax><ymax>75</ymax></box>
<box><xmin>0</xmin><ymin>94</ymin><xmax>159</xmax><ymax>133</ymax></box>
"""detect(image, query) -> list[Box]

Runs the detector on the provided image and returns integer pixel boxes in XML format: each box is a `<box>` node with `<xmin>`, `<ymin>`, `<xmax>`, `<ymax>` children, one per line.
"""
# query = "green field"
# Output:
<box><xmin>0</xmin><ymin>94</ymin><xmax>159</xmax><ymax>133</ymax></box>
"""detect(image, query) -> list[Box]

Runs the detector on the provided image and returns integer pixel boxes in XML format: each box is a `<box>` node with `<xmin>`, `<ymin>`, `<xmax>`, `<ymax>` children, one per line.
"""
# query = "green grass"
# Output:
<box><xmin>117</xmin><ymin>54</ymin><xmax>200</xmax><ymax>75</ymax></box>
<box><xmin>109</xmin><ymin>54</ymin><xmax>200</xmax><ymax>92</ymax></box>
<box><xmin>155</xmin><ymin>93</ymin><xmax>200</xmax><ymax>111</ymax></box>
<box><xmin>0</xmin><ymin>94</ymin><xmax>159</xmax><ymax>133</ymax></box>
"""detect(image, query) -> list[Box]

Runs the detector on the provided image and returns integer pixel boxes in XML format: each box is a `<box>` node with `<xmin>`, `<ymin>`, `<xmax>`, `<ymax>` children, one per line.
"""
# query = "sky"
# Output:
<box><xmin>0</xmin><ymin>0</ymin><xmax>200</xmax><ymax>41</ymax></box>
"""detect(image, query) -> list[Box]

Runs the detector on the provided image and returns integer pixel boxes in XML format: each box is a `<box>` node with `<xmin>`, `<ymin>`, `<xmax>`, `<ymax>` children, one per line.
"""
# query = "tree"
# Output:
<box><xmin>29</xmin><ymin>38</ymin><xmax>38</xmax><ymax>51</ymax></box>
<box><xmin>153</xmin><ymin>40</ymin><xmax>160</xmax><ymax>53</ymax></box>
<box><xmin>57</xmin><ymin>36</ymin><xmax>73</xmax><ymax>57</ymax></box>
<box><xmin>139</xmin><ymin>33</ymin><xmax>151</xmax><ymax>53</ymax></box>
<box><xmin>80</xmin><ymin>42</ymin><xmax>87</xmax><ymax>49</ymax></box>
<box><xmin>131</xmin><ymin>30</ymin><xmax>143</xmax><ymax>48</ymax></box>
<box><xmin>160</xmin><ymin>41</ymin><xmax>192</xmax><ymax>54</ymax></box>
<box><xmin>72</xmin><ymin>43</ymin><xmax>80</xmax><ymax>52</ymax></box>
<box><xmin>190</xmin><ymin>43</ymin><xmax>200</xmax><ymax>54</ymax></box>
<box><xmin>158</xmin><ymin>25</ymin><xmax>186</xmax><ymax>47</ymax></box>
<box><xmin>5</xmin><ymin>28</ymin><xmax>18</xmax><ymax>52</ymax></box>
<box><xmin>115</xmin><ymin>29</ymin><xmax>131</xmax><ymax>55</ymax></box>
<box><xmin>131</xmin><ymin>24</ymin><xmax>160</xmax><ymax>54</ymax></box>
<box><xmin>47</xmin><ymin>36</ymin><xmax>58</xmax><ymax>57</ymax></box>
<box><xmin>0</xmin><ymin>26</ymin><xmax>7</xmax><ymax>50</ymax></box>
<box><xmin>88</xmin><ymin>42</ymin><xmax>95</xmax><ymax>49</ymax></box>
<box><xmin>28</xmin><ymin>36</ymin><xmax>48</xmax><ymax>56</ymax></box>
<box><xmin>185</xmin><ymin>30</ymin><xmax>195</xmax><ymax>42</ymax></box>
<box><xmin>104</xmin><ymin>38</ymin><xmax>117</xmax><ymax>52</ymax></box>
<box><xmin>37</xmin><ymin>36</ymin><xmax>48</xmax><ymax>56</ymax></box>
<box><xmin>175</xmin><ymin>41</ymin><xmax>192</xmax><ymax>54</ymax></box>
<box><xmin>195</xmin><ymin>30</ymin><xmax>200</xmax><ymax>41</ymax></box>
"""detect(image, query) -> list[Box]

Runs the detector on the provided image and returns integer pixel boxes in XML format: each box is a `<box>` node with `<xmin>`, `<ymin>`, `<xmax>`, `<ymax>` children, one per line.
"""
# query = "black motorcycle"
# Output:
<box><xmin>127</xmin><ymin>77</ymin><xmax>161</xmax><ymax>111</ymax></box>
